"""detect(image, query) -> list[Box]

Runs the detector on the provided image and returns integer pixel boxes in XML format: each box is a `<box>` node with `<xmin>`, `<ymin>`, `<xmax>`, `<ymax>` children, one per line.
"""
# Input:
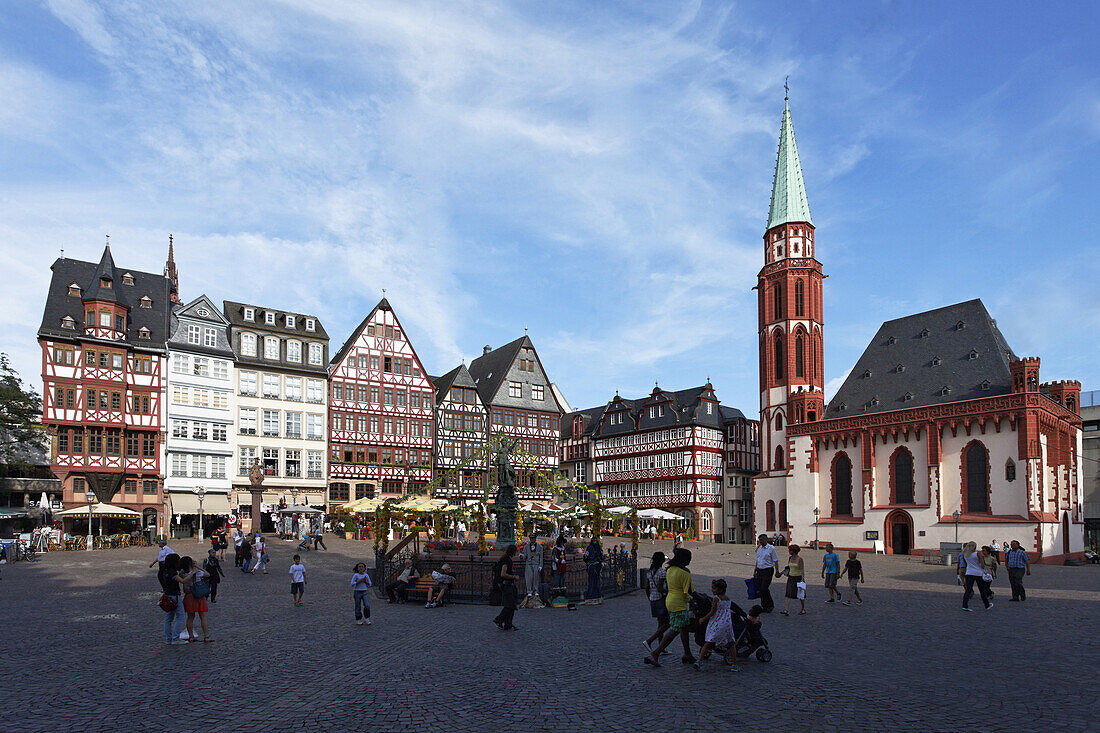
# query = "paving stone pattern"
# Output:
<box><xmin>0</xmin><ymin>537</ymin><xmax>1096</xmax><ymax>731</ymax></box>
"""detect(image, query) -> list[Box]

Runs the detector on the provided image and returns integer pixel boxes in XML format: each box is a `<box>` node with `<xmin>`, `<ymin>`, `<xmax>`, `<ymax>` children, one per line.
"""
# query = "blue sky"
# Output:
<box><xmin>2</xmin><ymin>1</ymin><xmax>1098</xmax><ymax>414</ymax></box>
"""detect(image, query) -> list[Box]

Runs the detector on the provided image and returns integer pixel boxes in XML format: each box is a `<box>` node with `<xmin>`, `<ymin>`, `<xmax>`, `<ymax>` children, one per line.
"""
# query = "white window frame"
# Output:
<box><xmin>264</xmin><ymin>337</ymin><xmax>279</xmax><ymax>360</ymax></box>
<box><xmin>241</xmin><ymin>333</ymin><xmax>256</xmax><ymax>357</ymax></box>
<box><xmin>287</xmin><ymin>340</ymin><xmax>301</xmax><ymax>363</ymax></box>
<box><xmin>308</xmin><ymin>343</ymin><xmax>323</xmax><ymax>366</ymax></box>
<box><xmin>305</xmin><ymin>319</ymin><xmax>315</xmax><ymax>332</ymax></box>
<box><xmin>509</xmin><ymin>382</ymin><xmax>522</xmax><ymax>398</ymax></box>
<box><xmin>187</xmin><ymin>324</ymin><xmax>201</xmax><ymax>344</ymax></box>
<box><xmin>285</xmin><ymin>315</ymin><xmax>296</xmax><ymax>329</ymax></box>
<box><xmin>204</xmin><ymin>328</ymin><xmax>217</xmax><ymax>348</ymax></box>
<box><xmin>265</xmin><ymin>312</ymin><xmax>275</xmax><ymax>325</ymax></box>
<box><xmin>239</xmin><ymin>371</ymin><xmax>257</xmax><ymax>396</ymax></box>
<box><xmin>243</xmin><ymin>307</ymin><xmax>254</xmax><ymax>321</ymax></box>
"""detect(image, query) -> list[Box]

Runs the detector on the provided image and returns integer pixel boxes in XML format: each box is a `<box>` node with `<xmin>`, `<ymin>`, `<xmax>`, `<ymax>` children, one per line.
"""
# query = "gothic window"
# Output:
<box><xmin>795</xmin><ymin>335</ymin><xmax>805</xmax><ymax>378</ymax></box>
<box><xmin>773</xmin><ymin>284</ymin><xmax>783</xmax><ymax>319</ymax></box>
<box><xmin>774</xmin><ymin>446</ymin><xmax>784</xmax><ymax>471</ymax></box>
<box><xmin>765</xmin><ymin>500</ymin><xmax>776</xmax><ymax>531</ymax></box>
<box><xmin>965</xmin><ymin>443</ymin><xmax>990</xmax><ymax>513</ymax></box>
<box><xmin>774</xmin><ymin>413</ymin><xmax>783</xmax><ymax>431</ymax></box>
<box><xmin>778</xmin><ymin>500</ymin><xmax>787</xmax><ymax>530</ymax></box>
<box><xmin>893</xmin><ymin>448</ymin><xmax>914</xmax><ymax>504</ymax></box>
<box><xmin>834</xmin><ymin>453</ymin><xmax>853</xmax><ymax>516</ymax></box>
<box><xmin>774</xmin><ymin>333</ymin><xmax>784</xmax><ymax>381</ymax></box>
<box><xmin>1005</xmin><ymin>459</ymin><xmax>1016</xmax><ymax>482</ymax></box>
<box><xmin>795</xmin><ymin>280</ymin><xmax>805</xmax><ymax>317</ymax></box>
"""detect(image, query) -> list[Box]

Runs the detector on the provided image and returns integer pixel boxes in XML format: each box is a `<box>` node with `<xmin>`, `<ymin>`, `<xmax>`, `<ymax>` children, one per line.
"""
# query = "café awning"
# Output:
<box><xmin>56</xmin><ymin>503</ymin><xmax>141</xmax><ymax>519</ymax></box>
<box><xmin>168</xmin><ymin>491</ymin><xmax>232</xmax><ymax>515</ymax></box>
<box><xmin>638</xmin><ymin>508</ymin><xmax>686</xmax><ymax>521</ymax></box>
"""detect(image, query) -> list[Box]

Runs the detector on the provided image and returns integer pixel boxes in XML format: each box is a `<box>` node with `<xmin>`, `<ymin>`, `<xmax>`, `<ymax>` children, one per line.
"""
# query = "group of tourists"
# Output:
<box><xmin>957</xmin><ymin>539</ymin><xmax>1031</xmax><ymax>610</ymax></box>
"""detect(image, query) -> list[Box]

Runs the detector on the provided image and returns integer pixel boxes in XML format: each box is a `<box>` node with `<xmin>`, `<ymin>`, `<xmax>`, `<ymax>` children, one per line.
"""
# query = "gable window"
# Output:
<box><xmin>532</xmin><ymin>385</ymin><xmax>544</xmax><ymax>401</ymax></box>
<box><xmin>306</xmin><ymin>319</ymin><xmax>315</xmax><ymax>332</ymax></box>
<box><xmin>265</xmin><ymin>312</ymin><xmax>275</xmax><ymax>325</ymax></box>
<box><xmin>196</xmin><ymin>307</ymin><xmax>209</xmax><ymax>317</ymax></box>
<box><xmin>244</xmin><ymin>308</ymin><xmax>254</xmax><ymax>321</ymax></box>
<box><xmin>509</xmin><ymin>382</ymin><xmax>522</xmax><ymax>399</ymax></box>
<box><xmin>285</xmin><ymin>315</ymin><xmax>295</xmax><ymax>329</ymax></box>
<box><xmin>204</xmin><ymin>328</ymin><xmax>217</xmax><ymax>348</ymax></box>
<box><xmin>187</xmin><ymin>325</ymin><xmax>201</xmax><ymax>344</ymax></box>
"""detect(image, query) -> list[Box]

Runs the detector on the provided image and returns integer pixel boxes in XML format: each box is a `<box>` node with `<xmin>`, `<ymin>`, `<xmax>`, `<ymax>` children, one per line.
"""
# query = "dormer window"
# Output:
<box><xmin>122</xmin><ymin>273</ymin><xmax>134</xmax><ymax>285</ymax></box>
<box><xmin>265</xmin><ymin>312</ymin><xmax>276</xmax><ymax>325</ymax></box>
<box><xmin>940</xmin><ymin>385</ymin><xmax>951</xmax><ymax>396</ymax></box>
<box><xmin>197</xmin><ymin>307</ymin><xmax>209</xmax><ymax>317</ymax></box>
<box><xmin>68</xmin><ymin>283</ymin><xmax>82</xmax><ymax>297</ymax></box>
<box><xmin>870</xmin><ymin>396</ymin><xmax>879</xmax><ymax>406</ymax></box>
<box><xmin>896</xmin><ymin>363</ymin><xmax>905</xmax><ymax>373</ymax></box>
<box><xmin>956</xmin><ymin>320</ymin><xmax>966</xmax><ymax>330</ymax></box>
<box><xmin>862</xmin><ymin>369</ymin><xmax>872</xmax><ymax>378</ymax></box>
<box><xmin>980</xmin><ymin>380</ymin><xmax>991</xmax><ymax>391</ymax></box>
<box><xmin>837</xmin><ymin>402</ymin><xmax>847</xmax><ymax>412</ymax></box>
<box><xmin>903</xmin><ymin>392</ymin><xmax>913</xmax><ymax>401</ymax></box>
<box><xmin>138</xmin><ymin>326</ymin><xmax>150</xmax><ymax>339</ymax></box>
<box><xmin>306</xmin><ymin>319</ymin><xmax>315</xmax><ymax>332</ymax></box>
<box><xmin>244</xmin><ymin>308</ymin><xmax>254</xmax><ymax>322</ymax></box>
<box><xmin>100</xmin><ymin>277</ymin><xmax>112</xmax><ymax>290</ymax></box>
<box><xmin>140</xmin><ymin>296</ymin><xmax>153</xmax><ymax>309</ymax></box>
<box><xmin>968</xmin><ymin>350</ymin><xmax>979</xmax><ymax>360</ymax></box>
<box><xmin>931</xmin><ymin>356</ymin><xmax>942</xmax><ymax>367</ymax></box>
<box><xmin>286</xmin><ymin>315</ymin><xmax>296</xmax><ymax>329</ymax></box>
<box><xmin>919</xmin><ymin>328</ymin><xmax>930</xmax><ymax>338</ymax></box>
<box><xmin>61</xmin><ymin>316</ymin><xmax>76</xmax><ymax>330</ymax></box>
<box><xmin>887</xmin><ymin>336</ymin><xmax>897</xmax><ymax>345</ymax></box>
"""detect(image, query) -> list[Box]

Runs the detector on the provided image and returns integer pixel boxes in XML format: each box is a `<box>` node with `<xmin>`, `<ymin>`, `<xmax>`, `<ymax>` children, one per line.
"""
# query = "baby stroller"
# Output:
<box><xmin>689</xmin><ymin>592</ymin><xmax>772</xmax><ymax>664</ymax></box>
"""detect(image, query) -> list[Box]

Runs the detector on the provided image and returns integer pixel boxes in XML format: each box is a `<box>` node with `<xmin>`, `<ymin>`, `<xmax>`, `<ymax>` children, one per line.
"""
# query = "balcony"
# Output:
<box><xmin>285</xmin><ymin>431</ymin><xmax>302</xmax><ymax>440</ymax></box>
<box><xmin>306</xmin><ymin>470</ymin><xmax>323</xmax><ymax>479</ymax></box>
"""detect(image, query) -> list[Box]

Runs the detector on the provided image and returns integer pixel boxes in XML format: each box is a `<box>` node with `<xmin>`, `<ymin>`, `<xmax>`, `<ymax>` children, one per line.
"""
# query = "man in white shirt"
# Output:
<box><xmin>232</xmin><ymin>528</ymin><xmax>245</xmax><ymax>567</ymax></box>
<box><xmin>457</xmin><ymin>520</ymin><xmax>467</xmax><ymax>542</ymax></box>
<box><xmin>754</xmin><ymin>534</ymin><xmax>780</xmax><ymax>613</ymax></box>
<box><xmin>149</xmin><ymin>539</ymin><xmax>174</xmax><ymax>570</ymax></box>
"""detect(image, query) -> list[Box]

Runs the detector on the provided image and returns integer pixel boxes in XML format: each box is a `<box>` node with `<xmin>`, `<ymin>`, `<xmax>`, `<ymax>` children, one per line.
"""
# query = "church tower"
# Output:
<box><xmin>754</xmin><ymin>92</ymin><xmax>825</xmax><ymax>537</ymax></box>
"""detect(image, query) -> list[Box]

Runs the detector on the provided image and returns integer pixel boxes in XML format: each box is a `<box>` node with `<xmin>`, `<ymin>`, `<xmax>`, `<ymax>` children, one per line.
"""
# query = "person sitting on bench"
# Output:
<box><xmin>386</xmin><ymin>559</ymin><xmax>419</xmax><ymax>603</ymax></box>
<box><xmin>425</xmin><ymin>564</ymin><xmax>455</xmax><ymax>608</ymax></box>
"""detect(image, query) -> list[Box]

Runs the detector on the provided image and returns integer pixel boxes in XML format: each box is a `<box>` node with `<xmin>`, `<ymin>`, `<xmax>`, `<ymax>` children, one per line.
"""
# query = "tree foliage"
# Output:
<box><xmin>0</xmin><ymin>353</ymin><xmax>44</xmax><ymax>465</ymax></box>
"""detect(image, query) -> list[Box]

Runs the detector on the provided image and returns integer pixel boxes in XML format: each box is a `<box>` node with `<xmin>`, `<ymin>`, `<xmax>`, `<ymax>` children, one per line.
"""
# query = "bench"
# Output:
<box><xmin>405</xmin><ymin>576</ymin><xmax>453</xmax><ymax>605</ymax></box>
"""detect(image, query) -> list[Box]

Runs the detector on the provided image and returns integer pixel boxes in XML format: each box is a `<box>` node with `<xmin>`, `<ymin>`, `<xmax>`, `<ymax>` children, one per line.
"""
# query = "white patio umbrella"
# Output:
<box><xmin>637</xmin><ymin>508</ymin><xmax>685</xmax><ymax>521</ymax></box>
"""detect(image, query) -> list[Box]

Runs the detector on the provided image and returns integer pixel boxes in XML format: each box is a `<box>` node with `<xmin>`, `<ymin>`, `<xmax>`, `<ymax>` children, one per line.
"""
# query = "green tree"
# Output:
<box><xmin>0</xmin><ymin>353</ymin><xmax>44</xmax><ymax>464</ymax></box>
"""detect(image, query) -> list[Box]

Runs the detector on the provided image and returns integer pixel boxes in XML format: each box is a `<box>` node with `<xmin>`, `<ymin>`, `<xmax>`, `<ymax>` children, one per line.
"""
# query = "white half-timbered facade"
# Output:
<box><xmin>38</xmin><ymin>243</ymin><xmax>172</xmax><ymax>533</ymax></box>
<box><xmin>469</xmin><ymin>336</ymin><xmax>563</xmax><ymax>501</ymax></box>
<box><xmin>164</xmin><ymin>295</ymin><xmax>235</xmax><ymax>533</ymax></box>
<box><xmin>431</xmin><ymin>364</ymin><xmax>489</xmax><ymax>500</ymax></box>
<box><xmin>327</xmin><ymin>298</ymin><xmax>434</xmax><ymax>506</ymax></box>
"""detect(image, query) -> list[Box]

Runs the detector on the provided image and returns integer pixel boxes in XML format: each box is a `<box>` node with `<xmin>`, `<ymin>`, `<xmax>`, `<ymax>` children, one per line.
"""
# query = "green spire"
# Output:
<box><xmin>767</xmin><ymin>99</ymin><xmax>813</xmax><ymax>230</ymax></box>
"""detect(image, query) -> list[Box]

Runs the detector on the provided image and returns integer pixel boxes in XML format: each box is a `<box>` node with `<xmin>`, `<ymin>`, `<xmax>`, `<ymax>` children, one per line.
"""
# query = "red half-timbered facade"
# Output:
<box><xmin>38</xmin><ymin>244</ymin><xmax>173</xmax><ymax>532</ymax></box>
<box><xmin>328</xmin><ymin>298</ymin><xmax>434</xmax><ymax>504</ymax></box>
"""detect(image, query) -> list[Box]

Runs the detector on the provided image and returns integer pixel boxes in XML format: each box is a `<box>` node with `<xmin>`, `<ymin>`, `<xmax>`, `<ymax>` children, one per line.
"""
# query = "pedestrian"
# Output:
<box><xmin>550</xmin><ymin>535</ymin><xmax>568</xmax><ymax>596</ymax></box>
<box><xmin>1005</xmin><ymin>540</ymin><xmax>1031</xmax><ymax>601</ymax></box>
<box><xmin>492</xmin><ymin>543</ymin><xmax>519</xmax><ymax>630</ymax></box>
<box><xmin>642</xmin><ymin>551</ymin><xmax>669</xmax><ymax>653</ymax></box>
<box><xmin>840</xmin><ymin>551</ymin><xmax>864</xmax><ymax>605</ymax></box>
<box><xmin>583</xmin><ymin>536</ymin><xmax>603</xmax><ymax>605</ymax></box>
<box><xmin>178</xmin><ymin>556</ymin><xmax>212</xmax><ymax>642</ymax></box>
<box><xmin>990</xmin><ymin>539</ymin><xmax>1002</xmax><ymax>563</ymax></box>
<box><xmin>289</xmin><ymin>554</ymin><xmax>307</xmax><ymax>606</ymax></box>
<box><xmin>215</xmin><ymin>526</ymin><xmax>228</xmax><ymax>560</ymax></box>
<box><xmin>821</xmin><ymin>542</ymin><xmax>842</xmax><ymax>602</ymax></box>
<box><xmin>252</xmin><ymin>534</ymin><xmax>268</xmax><ymax>574</ymax></box>
<box><xmin>694</xmin><ymin>578</ymin><xmax>738</xmax><ymax>671</ymax></box>
<box><xmin>426</xmin><ymin>564</ymin><xmax>455</xmax><ymax>608</ymax></box>
<box><xmin>385</xmin><ymin>558</ymin><xmax>419</xmax><ymax>603</ymax></box>
<box><xmin>313</xmin><ymin>524</ymin><xmax>327</xmax><ymax>551</ymax></box>
<box><xmin>239</xmin><ymin>534</ymin><xmax>253</xmax><ymax>573</ymax></box>
<box><xmin>520</xmin><ymin>533</ymin><xmax>544</xmax><ymax>602</ymax></box>
<box><xmin>351</xmin><ymin>562</ymin><xmax>372</xmax><ymax>625</ymax></box>
<box><xmin>149</xmin><ymin>538</ymin><xmax>174</xmax><ymax>571</ymax></box>
<box><xmin>753</xmin><ymin>534</ymin><xmax>780</xmax><ymax>613</ymax></box>
<box><xmin>233</xmin><ymin>527</ymin><xmax>245</xmax><ymax>567</ymax></box>
<box><xmin>958</xmin><ymin>541</ymin><xmax>992</xmax><ymax>611</ymax></box>
<box><xmin>202</xmin><ymin>549</ymin><xmax>225</xmax><ymax>603</ymax></box>
<box><xmin>675</xmin><ymin>532</ymin><xmax>684</xmax><ymax>548</ymax></box>
<box><xmin>457</xmin><ymin>519</ymin><xmax>467</xmax><ymax>543</ymax></box>
<box><xmin>776</xmin><ymin>544</ymin><xmax>806</xmax><ymax>616</ymax></box>
<box><xmin>158</xmin><ymin>553</ymin><xmax>187</xmax><ymax>645</ymax></box>
<box><xmin>981</xmin><ymin>545</ymin><xmax>999</xmax><ymax>598</ymax></box>
<box><xmin>643</xmin><ymin>547</ymin><xmax>694</xmax><ymax>667</ymax></box>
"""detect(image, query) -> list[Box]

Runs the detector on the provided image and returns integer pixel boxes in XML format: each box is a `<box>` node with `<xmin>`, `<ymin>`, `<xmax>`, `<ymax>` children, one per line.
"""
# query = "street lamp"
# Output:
<box><xmin>290</xmin><ymin>487</ymin><xmax>300</xmax><ymax>538</ymax></box>
<box><xmin>813</xmin><ymin>507</ymin><xmax>820</xmax><ymax>549</ymax></box>
<box><xmin>193</xmin><ymin>486</ymin><xmax>206</xmax><ymax>542</ymax></box>
<box><xmin>953</xmin><ymin>509</ymin><xmax>961</xmax><ymax>542</ymax></box>
<box><xmin>85</xmin><ymin>491</ymin><xmax>96</xmax><ymax>551</ymax></box>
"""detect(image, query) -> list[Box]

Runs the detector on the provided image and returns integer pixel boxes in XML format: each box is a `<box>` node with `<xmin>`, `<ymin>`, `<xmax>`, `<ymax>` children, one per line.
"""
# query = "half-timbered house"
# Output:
<box><xmin>468</xmin><ymin>336</ymin><xmax>563</xmax><ymax>500</ymax></box>
<box><xmin>164</xmin><ymin>295</ymin><xmax>234</xmax><ymax>535</ymax></box>
<box><xmin>431</xmin><ymin>364</ymin><xmax>489</xmax><ymax>500</ymax></box>
<box><xmin>38</xmin><ymin>243</ymin><xmax>171</xmax><ymax>534</ymax></box>
<box><xmin>327</xmin><ymin>298</ymin><xmax>434</xmax><ymax>506</ymax></box>
<box><xmin>224</xmin><ymin>300</ymin><xmax>328</xmax><ymax>528</ymax></box>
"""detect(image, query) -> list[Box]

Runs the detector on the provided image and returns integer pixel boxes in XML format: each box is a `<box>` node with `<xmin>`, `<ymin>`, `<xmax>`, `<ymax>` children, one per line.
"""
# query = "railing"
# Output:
<box><xmin>373</xmin><ymin>545</ymin><xmax>638</xmax><ymax>604</ymax></box>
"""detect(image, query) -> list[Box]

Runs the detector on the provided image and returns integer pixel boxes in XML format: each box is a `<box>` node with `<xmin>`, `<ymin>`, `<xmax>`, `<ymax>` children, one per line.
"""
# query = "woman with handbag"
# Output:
<box><xmin>179</xmin><ymin>556</ymin><xmax>214</xmax><ymax>642</ymax></box>
<box><xmin>776</xmin><ymin>544</ymin><xmax>806</xmax><ymax>616</ymax></box>
<box><xmin>158</xmin><ymin>553</ymin><xmax>187</xmax><ymax>645</ymax></box>
<box><xmin>980</xmin><ymin>545</ymin><xmax>999</xmax><ymax>598</ymax></box>
<box><xmin>959</xmin><ymin>541</ymin><xmax>992</xmax><ymax>611</ymax></box>
<box><xmin>251</xmin><ymin>534</ymin><xmax>269</xmax><ymax>574</ymax></box>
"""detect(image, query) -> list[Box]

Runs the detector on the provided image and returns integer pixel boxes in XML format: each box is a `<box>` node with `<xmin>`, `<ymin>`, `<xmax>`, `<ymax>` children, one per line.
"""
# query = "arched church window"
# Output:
<box><xmin>774</xmin><ymin>334</ymin><xmax>784</xmax><ymax>381</ymax></box>
<box><xmin>774</xmin><ymin>446</ymin><xmax>785</xmax><ymax>471</ymax></box>
<box><xmin>795</xmin><ymin>280</ymin><xmax>805</xmax><ymax>317</ymax></box>
<box><xmin>773</xmin><ymin>284</ymin><xmax>784</xmax><ymax>319</ymax></box>
<box><xmin>795</xmin><ymin>335</ymin><xmax>805</xmax><ymax>378</ymax></box>
<box><xmin>834</xmin><ymin>453</ymin><xmax>853</xmax><ymax>516</ymax></box>
<box><xmin>965</xmin><ymin>443</ymin><xmax>990</xmax><ymax>513</ymax></box>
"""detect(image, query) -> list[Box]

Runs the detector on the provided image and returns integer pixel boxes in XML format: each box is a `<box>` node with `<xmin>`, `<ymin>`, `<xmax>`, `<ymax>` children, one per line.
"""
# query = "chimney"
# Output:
<box><xmin>483</xmin><ymin>345</ymin><xmax>492</xmax><ymax>355</ymax></box>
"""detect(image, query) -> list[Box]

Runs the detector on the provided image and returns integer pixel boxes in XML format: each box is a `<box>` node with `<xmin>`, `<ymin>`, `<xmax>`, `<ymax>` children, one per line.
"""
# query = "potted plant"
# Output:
<box><xmin>344</xmin><ymin>518</ymin><xmax>356</xmax><ymax>540</ymax></box>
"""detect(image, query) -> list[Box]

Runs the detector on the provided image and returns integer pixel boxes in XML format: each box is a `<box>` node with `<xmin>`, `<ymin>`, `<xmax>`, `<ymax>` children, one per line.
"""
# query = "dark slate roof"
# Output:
<box><xmin>38</xmin><ymin>247</ymin><xmax>171</xmax><ymax>350</ymax></box>
<box><xmin>432</xmin><ymin>364</ymin><xmax>479</xmax><ymax>404</ymax></box>
<box><xmin>223</xmin><ymin>300</ymin><xmax>329</xmax><ymax>339</ymax></box>
<box><xmin>560</xmin><ymin>405</ymin><xmax>607</xmax><ymax>440</ymax></box>
<box><xmin>570</xmin><ymin>384</ymin><xmax>724</xmax><ymax>438</ymax></box>
<box><xmin>167</xmin><ymin>295</ymin><xmax>235</xmax><ymax>359</ymax></box>
<box><xmin>826</xmin><ymin>299</ymin><xmax>1018</xmax><ymax>417</ymax></box>
<box><xmin>468</xmin><ymin>335</ymin><xmax>530</xmax><ymax>403</ymax></box>
<box><xmin>719</xmin><ymin>405</ymin><xmax>747</xmax><ymax>423</ymax></box>
<box><xmin>329</xmin><ymin>298</ymin><xmax>389</xmax><ymax>368</ymax></box>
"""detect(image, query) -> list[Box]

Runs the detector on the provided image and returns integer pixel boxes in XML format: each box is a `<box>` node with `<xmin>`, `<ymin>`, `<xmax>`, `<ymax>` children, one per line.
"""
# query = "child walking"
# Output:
<box><xmin>821</xmin><ymin>543</ymin><xmax>841</xmax><ymax>602</ymax></box>
<box><xmin>289</xmin><ymin>555</ymin><xmax>307</xmax><ymax>606</ymax></box>
<box><xmin>694</xmin><ymin>579</ymin><xmax>739</xmax><ymax>671</ymax></box>
<box><xmin>839</xmin><ymin>551</ymin><xmax>864</xmax><ymax>605</ymax></box>
<box><xmin>351</xmin><ymin>562</ymin><xmax>373</xmax><ymax>625</ymax></box>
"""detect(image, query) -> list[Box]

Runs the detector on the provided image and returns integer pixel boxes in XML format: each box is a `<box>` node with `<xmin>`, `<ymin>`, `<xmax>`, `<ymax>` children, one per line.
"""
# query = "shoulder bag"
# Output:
<box><xmin>158</xmin><ymin>594</ymin><xmax>178</xmax><ymax>612</ymax></box>
<box><xmin>191</xmin><ymin>577</ymin><xmax>212</xmax><ymax>599</ymax></box>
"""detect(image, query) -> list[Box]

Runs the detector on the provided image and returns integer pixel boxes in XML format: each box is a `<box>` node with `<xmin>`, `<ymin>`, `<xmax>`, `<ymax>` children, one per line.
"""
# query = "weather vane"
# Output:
<box><xmin>784</xmin><ymin>76</ymin><xmax>789</xmax><ymax>101</ymax></box>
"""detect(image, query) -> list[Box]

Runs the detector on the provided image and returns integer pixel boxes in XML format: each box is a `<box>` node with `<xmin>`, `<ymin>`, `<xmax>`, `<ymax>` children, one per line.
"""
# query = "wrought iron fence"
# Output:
<box><xmin>373</xmin><ymin>547</ymin><xmax>637</xmax><ymax>604</ymax></box>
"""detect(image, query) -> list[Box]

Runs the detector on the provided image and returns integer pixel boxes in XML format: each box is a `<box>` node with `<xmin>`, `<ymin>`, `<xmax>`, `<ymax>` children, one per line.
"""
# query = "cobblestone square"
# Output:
<box><xmin>1</xmin><ymin>538</ymin><xmax>1096</xmax><ymax>732</ymax></box>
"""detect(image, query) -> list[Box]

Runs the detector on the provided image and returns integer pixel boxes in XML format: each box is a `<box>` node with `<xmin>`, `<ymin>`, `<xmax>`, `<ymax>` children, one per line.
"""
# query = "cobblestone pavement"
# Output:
<box><xmin>1</xmin><ymin>537</ymin><xmax>1096</xmax><ymax>732</ymax></box>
